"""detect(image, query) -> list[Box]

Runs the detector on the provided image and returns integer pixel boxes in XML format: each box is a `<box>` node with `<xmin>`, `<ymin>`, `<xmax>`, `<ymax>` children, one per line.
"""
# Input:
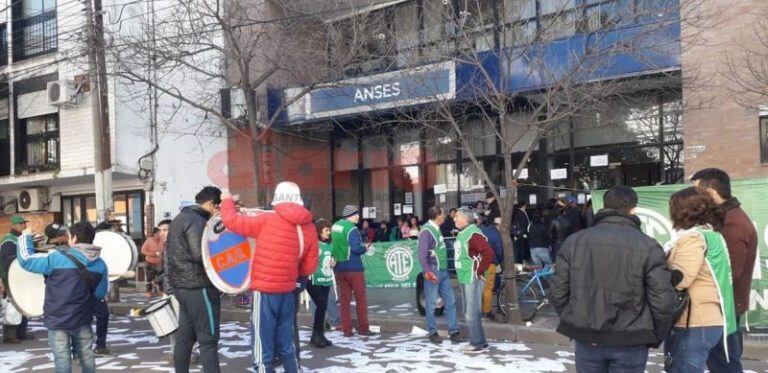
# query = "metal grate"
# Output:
<box><xmin>12</xmin><ymin>10</ymin><xmax>57</xmax><ymax>62</ymax></box>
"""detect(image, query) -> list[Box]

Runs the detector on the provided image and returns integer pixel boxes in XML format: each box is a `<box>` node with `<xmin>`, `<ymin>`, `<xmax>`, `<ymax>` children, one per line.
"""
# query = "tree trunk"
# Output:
<box><xmin>501</xmin><ymin>151</ymin><xmax>523</xmax><ymax>325</ymax></box>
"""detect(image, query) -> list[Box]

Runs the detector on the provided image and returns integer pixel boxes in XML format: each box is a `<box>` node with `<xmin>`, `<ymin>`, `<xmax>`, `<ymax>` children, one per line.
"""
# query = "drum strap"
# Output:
<box><xmin>296</xmin><ymin>225</ymin><xmax>304</xmax><ymax>259</ymax></box>
<box><xmin>60</xmin><ymin>251</ymin><xmax>97</xmax><ymax>292</ymax></box>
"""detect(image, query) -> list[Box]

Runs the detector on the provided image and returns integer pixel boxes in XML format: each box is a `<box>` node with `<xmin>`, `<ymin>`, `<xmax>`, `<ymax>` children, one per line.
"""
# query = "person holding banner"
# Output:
<box><xmin>16</xmin><ymin>222</ymin><xmax>109</xmax><ymax>373</ymax></box>
<box><xmin>692</xmin><ymin>168</ymin><xmax>758</xmax><ymax>373</ymax></box>
<box><xmin>220</xmin><ymin>181</ymin><xmax>319</xmax><ymax>373</ymax></box>
<box><xmin>418</xmin><ymin>206</ymin><xmax>462</xmax><ymax>345</ymax></box>
<box><xmin>332</xmin><ymin>205</ymin><xmax>375</xmax><ymax>338</ymax></box>
<box><xmin>1</xmin><ymin>216</ymin><xmax>30</xmax><ymax>344</ymax></box>
<box><xmin>453</xmin><ymin>208</ymin><xmax>495</xmax><ymax>353</ymax></box>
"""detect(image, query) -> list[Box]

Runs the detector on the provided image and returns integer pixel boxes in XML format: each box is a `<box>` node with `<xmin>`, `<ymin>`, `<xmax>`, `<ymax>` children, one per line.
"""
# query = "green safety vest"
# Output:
<box><xmin>312</xmin><ymin>241</ymin><xmax>334</xmax><ymax>286</ymax></box>
<box><xmin>331</xmin><ymin>219</ymin><xmax>356</xmax><ymax>263</ymax></box>
<box><xmin>420</xmin><ymin>221</ymin><xmax>447</xmax><ymax>271</ymax></box>
<box><xmin>0</xmin><ymin>233</ymin><xmax>19</xmax><ymax>281</ymax></box>
<box><xmin>696</xmin><ymin>228</ymin><xmax>738</xmax><ymax>338</ymax></box>
<box><xmin>454</xmin><ymin>224</ymin><xmax>486</xmax><ymax>285</ymax></box>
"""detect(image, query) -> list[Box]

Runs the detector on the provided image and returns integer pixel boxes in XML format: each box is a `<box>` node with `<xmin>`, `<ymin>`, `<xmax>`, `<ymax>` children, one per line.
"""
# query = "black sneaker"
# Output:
<box><xmin>428</xmin><ymin>332</ymin><xmax>443</xmax><ymax>345</ymax></box>
<box><xmin>359</xmin><ymin>330</ymin><xmax>378</xmax><ymax>336</ymax></box>
<box><xmin>485</xmin><ymin>312</ymin><xmax>496</xmax><ymax>321</ymax></box>
<box><xmin>449</xmin><ymin>332</ymin><xmax>463</xmax><ymax>343</ymax></box>
<box><xmin>93</xmin><ymin>347</ymin><xmax>112</xmax><ymax>356</ymax></box>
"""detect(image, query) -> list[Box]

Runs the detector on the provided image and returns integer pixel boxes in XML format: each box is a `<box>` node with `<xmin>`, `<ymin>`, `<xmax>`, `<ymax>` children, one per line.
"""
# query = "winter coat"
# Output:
<box><xmin>165</xmin><ymin>205</ymin><xmax>213</xmax><ymax>289</ymax></box>
<box><xmin>551</xmin><ymin>210</ymin><xmax>676</xmax><ymax>347</ymax></box>
<box><xmin>550</xmin><ymin>214</ymin><xmax>574</xmax><ymax>253</ymax></box>
<box><xmin>220</xmin><ymin>199</ymin><xmax>319</xmax><ymax>294</ymax></box>
<box><xmin>16</xmin><ymin>239</ymin><xmax>109</xmax><ymax>330</ymax></box>
<box><xmin>528</xmin><ymin>222</ymin><xmax>550</xmax><ymax>249</ymax></box>
<box><xmin>480</xmin><ymin>224</ymin><xmax>504</xmax><ymax>265</ymax></box>
<box><xmin>720</xmin><ymin>198</ymin><xmax>758</xmax><ymax>315</ymax></box>
<box><xmin>140</xmin><ymin>236</ymin><xmax>165</xmax><ymax>266</ymax></box>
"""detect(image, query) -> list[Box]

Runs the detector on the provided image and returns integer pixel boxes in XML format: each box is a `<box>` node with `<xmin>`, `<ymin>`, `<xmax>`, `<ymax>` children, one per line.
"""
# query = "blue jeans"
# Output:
<box><xmin>251</xmin><ymin>291</ymin><xmax>297</xmax><ymax>373</ymax></box>
<box><xmin>574</xmin><ymin>341</ymin><xmax>648</xmax><ymax>372</ymax></box>
<box><xmin>48</xmin><ymin>325</ymin><xmax>96</xmax><ymax>373</ymax></box>
<box><xmin>94</xmin><ymin>299</ymin><xmax>109</xmax><ymax>348</ymax></box>
<box><xmin>460</xmin><ymin>278</ymin><xmax>486</xmax><ymax>347</ymax></box>
<box><xmin>665</xmin><ymin>326</ymin><xmax>724</xmax><ymax>373</ymax></box>
<box><xmin>424</xmin><ymin>269</ymin><xmax>459</xmax><ymax>335</ymax></box>
<box><xmin>530</xmin><ymin>247</ymin><xmax>552</xmax><ymax>268</ymax></box>
<box><xmin>706</xmin><ymin>316</ymin><xmax>743</xmax><ymax>373</ymax></box>
<box><xmin>309</xmin><ymin>284</ymin><xmax>341</xmax><ymax>327</ymax></box>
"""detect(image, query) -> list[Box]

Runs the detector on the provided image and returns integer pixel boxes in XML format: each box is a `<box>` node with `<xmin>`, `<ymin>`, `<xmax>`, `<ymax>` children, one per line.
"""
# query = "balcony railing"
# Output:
<box><xmin>12</xmin><ymin>10</ymin><xmax>57</xmax><ymax>62</ymax></box>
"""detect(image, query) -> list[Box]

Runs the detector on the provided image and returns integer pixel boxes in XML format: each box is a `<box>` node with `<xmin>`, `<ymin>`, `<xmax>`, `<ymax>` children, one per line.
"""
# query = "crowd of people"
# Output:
<box><xmin>0</xmin><ymin>166</ymin><xmax>759</xmax><ymax>373</ymax></box>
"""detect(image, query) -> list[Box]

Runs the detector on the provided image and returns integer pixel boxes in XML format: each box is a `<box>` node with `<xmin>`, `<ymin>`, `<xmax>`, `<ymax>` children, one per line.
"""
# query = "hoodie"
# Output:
<box><xmin>220</xmin><ymin>198</ymin><xmax>319</xmax><ymax>294</ymax></box>
<box><xmin>16</xmin><ymin>237</ymin><xmax>108</xmax><ymax>330</ymax></box>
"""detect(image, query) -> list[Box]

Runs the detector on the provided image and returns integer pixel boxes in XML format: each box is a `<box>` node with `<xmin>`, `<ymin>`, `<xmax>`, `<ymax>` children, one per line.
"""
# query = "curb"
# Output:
<box><xmin>111</xmin><ymin>303</ymin><xmax>768</xmax><ymax>360</ymax></box>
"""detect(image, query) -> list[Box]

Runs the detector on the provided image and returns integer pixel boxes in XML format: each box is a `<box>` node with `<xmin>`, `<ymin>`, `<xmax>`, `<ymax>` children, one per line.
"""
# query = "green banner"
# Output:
<box><xmin>592</xmin><ymin>178</ymin><xmax>768</xmax><ymax>328</ymax></box>
<box><xmin>362</xmin><ymin>240</ymin><xmax>422</xmax><ymax>288</ymax></box>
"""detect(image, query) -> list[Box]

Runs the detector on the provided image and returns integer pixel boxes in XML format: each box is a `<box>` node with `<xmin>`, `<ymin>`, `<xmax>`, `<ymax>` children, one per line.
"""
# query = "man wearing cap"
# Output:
<box><xmin>331</xmin><ymin>205</ymin><xmax>375</xmax><ymax>338</ymax></box>
<box><xmin>44</xmin><ymin>223</ymin><xmax>70</xmax><ymax>251</ymax></box>
<box><xmin>220</xmin><ymin>181</ymin><xmax>318</xmax><ymax>373</ymax></box>
<box><xmin>1</xmin><ymin>215</ymin><xmax>30</xmax><ymax>343</ymax></box>
<box><xmin>453</xmin><ymin>208</ymin><xmax>495</xmax><ymax>353</ymax></box>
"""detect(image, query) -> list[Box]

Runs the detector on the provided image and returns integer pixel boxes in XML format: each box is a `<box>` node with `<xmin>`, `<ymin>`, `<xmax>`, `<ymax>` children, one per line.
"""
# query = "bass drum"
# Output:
<box><xmin>202</xmin><ymin>212</ymin><xmax>259</xmax><ymax>294</ymax></box>
<box><xmin>7</xmin><ymin>259</ymin><xmax>46</xmax><ymax>317</ymax></box>
<box><xmin>94</xmin><ymin>231</ymin><xmax>138</xmax><ymax>281</ymax></box>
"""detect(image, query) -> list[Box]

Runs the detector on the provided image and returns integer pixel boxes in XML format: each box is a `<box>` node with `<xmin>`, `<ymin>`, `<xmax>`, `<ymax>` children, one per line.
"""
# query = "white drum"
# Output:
<box><xmin>94</xmin><ymin>231</ymin><xmax>138</xmax><ymax>281</ymax></box>
<box><xmin>142</xmin><ymin>297</ymin><xmax>178</xmax><ymax>337</ymax></box>
<box><xmin>7</xmin><ymin>259</ymin><xmax>46</xmax><ymax>317</ymax></box>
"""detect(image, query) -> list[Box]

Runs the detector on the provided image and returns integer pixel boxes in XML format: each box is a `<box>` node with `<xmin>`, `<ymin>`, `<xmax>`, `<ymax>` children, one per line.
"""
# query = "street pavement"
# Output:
<box><xmin>2</xmin><ymin>316</ymin><xmax>768</xmax><ymax>372</ymax></box>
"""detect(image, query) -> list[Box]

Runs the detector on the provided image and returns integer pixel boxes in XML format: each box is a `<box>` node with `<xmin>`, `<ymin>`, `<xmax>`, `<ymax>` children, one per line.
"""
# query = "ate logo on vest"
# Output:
<box><xmin>385</xmin><ymin>244</ymin><xmax>413</xmax><ymax>282</ymax></box>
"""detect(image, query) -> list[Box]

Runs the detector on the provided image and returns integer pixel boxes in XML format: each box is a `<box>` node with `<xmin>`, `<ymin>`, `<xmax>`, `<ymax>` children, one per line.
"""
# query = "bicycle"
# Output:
<box><xmin>495</xmin><ymin>263</ymin><xmax>555</xmax><ymax>322</ymax></box>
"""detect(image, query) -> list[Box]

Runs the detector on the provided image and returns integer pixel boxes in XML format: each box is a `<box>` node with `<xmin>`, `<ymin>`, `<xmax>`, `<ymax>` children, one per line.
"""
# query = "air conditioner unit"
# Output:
<box><xmin>47</xmin><ymin>80</ymin><xmax>77</xmax><ymax>106</ymax></box>
<box><xmin>17</xmin><ymin>188</ymin><xmax>48</xmax><ymax>212</ymax></box>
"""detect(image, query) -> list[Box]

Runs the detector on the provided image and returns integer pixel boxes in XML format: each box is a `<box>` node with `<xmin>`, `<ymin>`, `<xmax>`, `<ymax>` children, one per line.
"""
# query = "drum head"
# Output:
<box><xmin>8</xmin><ymin>259</ymin><xmax>46</xmax><ymax>317</ymax></box>
<box><xmin>142</xmin><ymin>297</ymin><xmax>170</xmax><ymax>314</ymax></box>
<box><xmin>202</xmin><ymin>213</ymin><xmax>255</xmax><ymax>294</ymax></box>
<box><xmin>94</xmin><ymin>231</ymin><xmax>137</xmax><ymax>281</ymax></box>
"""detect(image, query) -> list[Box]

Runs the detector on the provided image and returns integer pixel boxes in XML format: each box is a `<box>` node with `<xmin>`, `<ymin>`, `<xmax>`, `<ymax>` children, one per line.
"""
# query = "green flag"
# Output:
<box><xmin>361</xmin><ymin>240</ymin><xmax>423</xmax><ymax>288</ymax></box>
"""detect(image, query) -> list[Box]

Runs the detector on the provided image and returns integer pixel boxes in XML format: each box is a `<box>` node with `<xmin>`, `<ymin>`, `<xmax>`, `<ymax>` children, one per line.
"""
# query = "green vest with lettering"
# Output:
<box><xmin>421</xmin><ymin>221</ymin><xmax>447</xmax><ymax>271</ymax></box>
<box><xmin>454</xmin><ymin>224</ymin><xmax>485</xmax><ymax>285</ymax></box>
<box><xmin>331</xmin><ymin>219</ymin><xmax>356</xmax><ymax>263</ymax></box>
<box><xmin>312</xmin><ymin>241</ymin><xmax>334</xmax><ymax>286</ymax></box>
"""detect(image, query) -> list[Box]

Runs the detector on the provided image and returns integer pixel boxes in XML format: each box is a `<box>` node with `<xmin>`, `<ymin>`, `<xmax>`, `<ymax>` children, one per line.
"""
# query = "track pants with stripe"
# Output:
<box><xmin>174</xmin><ymin>287</ymin><xmax>221</xmax><ymax>373</ymax></box>
<box><xmin>251</xmin><ymin>291</ymin><xmax>297</xmax><ymax>373</ymax></box>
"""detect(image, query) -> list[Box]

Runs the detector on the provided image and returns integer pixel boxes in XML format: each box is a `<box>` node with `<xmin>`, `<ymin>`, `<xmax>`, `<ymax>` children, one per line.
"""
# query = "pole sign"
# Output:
<box><xmin>592</xmin><ymin>178</ymin><xmax>768</xmax><ymax>328</ymax></box>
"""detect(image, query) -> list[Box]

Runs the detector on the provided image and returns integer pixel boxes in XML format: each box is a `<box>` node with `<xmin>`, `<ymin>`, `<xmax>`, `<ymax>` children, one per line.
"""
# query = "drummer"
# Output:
<box><xmin>43</xmin><ymin>223</ymin><xmax>71</xmax><ymax>251</ymax></box>
<box><xmin>16</xmin><ymin>221</ymin><xmax>109</xmax><ymax>372</ymax></box>
<box><xmin>1</xmin><ymin>215</ymin><xmax>30</xmax><ymax>344</ymax></box>
<box><xmin>92</xmin><ymin>220</ymin><xmax>120</xmax><ymax>356</ymax></box>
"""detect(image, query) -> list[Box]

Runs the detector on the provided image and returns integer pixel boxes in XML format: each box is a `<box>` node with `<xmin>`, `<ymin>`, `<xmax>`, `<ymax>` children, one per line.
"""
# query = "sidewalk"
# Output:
<box><xmin>112</xmin><ymin>285</ymin><xmax>768</xmax><ymax>360</ymax></box>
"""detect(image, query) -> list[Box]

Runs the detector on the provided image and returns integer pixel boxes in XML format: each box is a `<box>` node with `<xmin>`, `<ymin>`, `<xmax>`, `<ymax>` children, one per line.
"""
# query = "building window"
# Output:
<box><xmin>16</xmin><ymin>113</ymin><xmax>58</xmax><ymax>173</ymax></box>
<box><xmin>761</xmin><ymin>116</ymin><xmax>768</xmax><ymax>164</ymax></box>
<box><xmin>12</xmin><ymin>0</ymin><xmax>58</xmax><ymax>61</ymax></box>
<box><xmin>0</xmin><ymin>24</ymin><xmax>7</xmax><ymax>66</ymax></box>
<box><xmin>61</xmin><ymin>191</ymin><xmax>146</xmax><ymax>240</ymax></box>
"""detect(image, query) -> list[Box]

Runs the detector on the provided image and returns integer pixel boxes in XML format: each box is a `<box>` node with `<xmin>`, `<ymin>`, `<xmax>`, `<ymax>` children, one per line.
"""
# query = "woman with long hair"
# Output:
<box><xmin>664</xmin><ymin>187</ymin><xmax>737</xmax><ymax>372</ymax></box>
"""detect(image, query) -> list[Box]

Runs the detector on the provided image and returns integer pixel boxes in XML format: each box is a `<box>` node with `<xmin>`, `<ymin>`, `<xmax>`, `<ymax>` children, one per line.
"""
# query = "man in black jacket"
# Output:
<box><xmin>551</xmin><ymin>186</ymin><xmax>675</xmax><ymax>372</ymax></box>
<box><xmin>166</xmin><ymin>186</ymin><xmax>222</xmax><ymax>373</ymax></box>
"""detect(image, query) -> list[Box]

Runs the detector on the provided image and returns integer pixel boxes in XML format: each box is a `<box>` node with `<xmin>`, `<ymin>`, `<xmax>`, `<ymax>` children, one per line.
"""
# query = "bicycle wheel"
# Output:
<box><xmin>516</xmin><ymin>277</ymin><xmax>541</xmax><ymax>322</ymax></box>
<box><xmin>495</xmin><ymin>279</ymin><xmax>507</xmax><ymax>318</ymax></box>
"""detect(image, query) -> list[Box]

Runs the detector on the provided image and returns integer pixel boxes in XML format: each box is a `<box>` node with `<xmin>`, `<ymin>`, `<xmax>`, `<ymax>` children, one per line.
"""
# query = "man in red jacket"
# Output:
<box><xmin>693</xmin><ymin>168</ymin><xmax>758</xmax><ymax>373</ymax></box>
<box><xmin>220</xmin><ymin>181</ymin><xmax>318</xmax><ymax>373</ymax></box>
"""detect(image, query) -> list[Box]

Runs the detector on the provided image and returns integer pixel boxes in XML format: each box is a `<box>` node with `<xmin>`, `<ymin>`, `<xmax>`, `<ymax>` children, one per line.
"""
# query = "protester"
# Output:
<box><xmin>375</xmin><ymin>221</ymin><xmax>390</xmax><ymax>242</ymax></box>
<box><xmin>549</xmin><ymin>201</ymin><xmax>574</xmax><ymax>260</ymax></box>
<box><xmin>485</xmin><ymin>191</ymin><xmax>501</xmax><ymax>224</ymax></box>
<box><xmin>418</xmin><ymin>206</ymin><xmax>462</xmax><ymax>344</ymax></box>
<box><xmin>220</xmin><ymin>182</ymin><xmax>319</xmax><ymax>373</ymax></box>
<box><xmin>511</xmin><ymin>203</ymin><xmax>530</xmax><ymax>263</ymax></box>
<box><xmin>564</xmin><ymin>196</ymin><xmax>582</xmax><ymax>232</ymax></box>
<box><xmin>409</xmin><ymin>216</ymin><xmax>421</xmax><ymax>239</ymax></box>
<box><xmin>664</xmin><ymin>186</ymin><xmax>738</xmax><ymax>373</ymax></box>
<box><xmin>551</xmin><ymin>186</ymin><xmax>675</xmax><ymax>372</ymax></box>
<box><xmin>581</xmin><ymin>199</ymin><xmax>595</xmax><ymax>228</ymax></box>
<box><xmin>390</xmin><ymin>217</ymin><xmax>405</xmax><ymax>241</ymax></box>
<box><xmin>453</xmin><ymin>208</ymin><xmax>494</xmax><ymax>353</ymax></box>
<box><xmin>527</xmin><ymin>209</ymin><xmax>552</xmax><ymax>268</ymax></box>
<box><xmin>332</xmin><ymin>205</ymin><xmax>375</xmax><ymax>338</ymax></box>
<box><xmin>307</xmin><ymin>219</ymin><xmax>334</xmax><ymax>348</ymax></box>
<box><xmin>480</xmin><ymin>219</ymin><xmax>503</xmax><ymax>321</ymax></box>
<box><xmin>1</xmin><ymin>215</ymin><xmax>30</xmax><ymax>344</ymax></box>
<box><xmin>43</xmin><ymin>223</ymin><xmax>71</xmax><ymax>251</ymax></box>
<box><xmin>400</xmin><ymin>219</ymin><xmax>411</xmax><ymax>239</ymax></box>
<box><xmin>166</xmin><ymin>186</ymin><xmax>223</xmax><ymax>373</ymax></box>
<box><xmin>440</xmin><ymin>208</ymin><xmax>458</xmax><ymax>237</ymax></box>
<box><xmin>692</xmin><ymin>168</ymin><xmax>758</xmax><ymax>372</ymax></box>
<box><xmin>140</xmin><ymin>219</ymin><xmax>171</xmax><ymax>298</ymax></box>
<box><xmin>361</xmin><ymin>220</ymin><xmax>376</xmax><ymax>244</ymax></box>
<box><xmin>474</xmin><ymin>201</ymin><xmax>486</xmax><ymax>217</ymax></box>
<box><xmin>93</xmin><ymin>221</ymin><xmax>119</xmax><ymax>356</ymax></box>
<box><xmin>17</xmin><ymin>221</ymin><xmax>109</xmax><ymax>373</ymax></box>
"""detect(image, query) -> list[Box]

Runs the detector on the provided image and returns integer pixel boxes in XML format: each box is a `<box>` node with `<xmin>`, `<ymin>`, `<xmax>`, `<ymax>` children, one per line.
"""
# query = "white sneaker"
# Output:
<box><xmin>461</xmin><ymin>344</ymin><xmax>489</xmax><ymax>353</ymax></box>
